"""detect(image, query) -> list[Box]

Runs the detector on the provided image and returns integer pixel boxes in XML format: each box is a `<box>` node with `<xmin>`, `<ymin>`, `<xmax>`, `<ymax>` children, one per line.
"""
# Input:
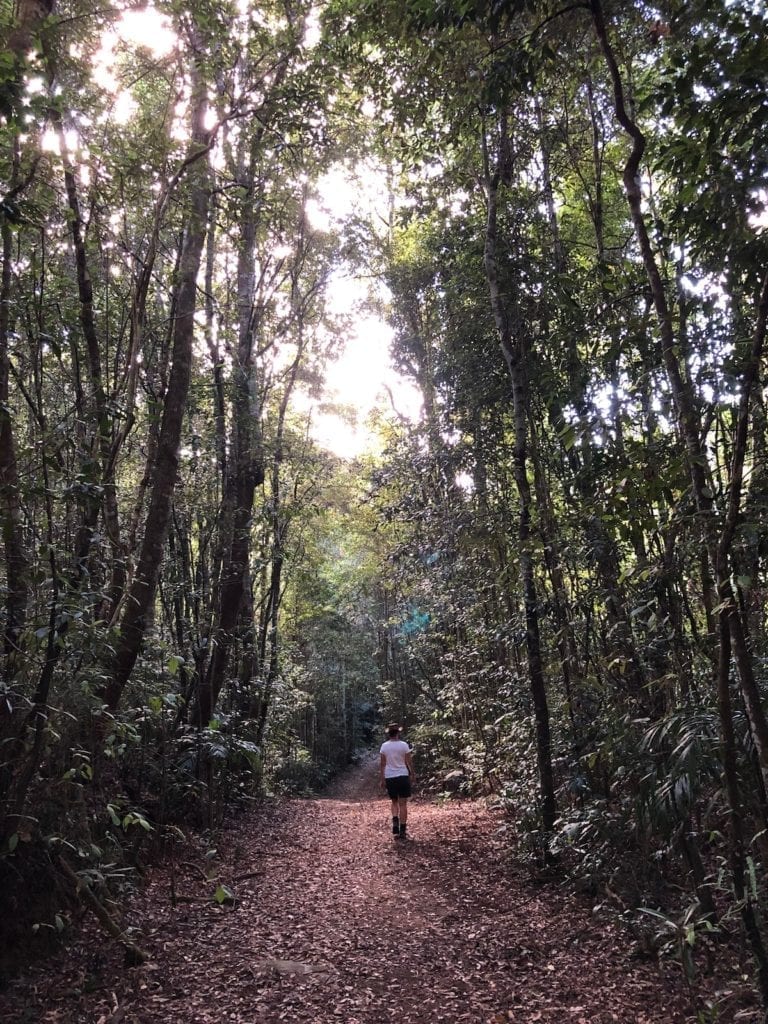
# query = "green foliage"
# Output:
<box><xmin>1</xmin><ymin>0</ymin><xmax>768</xmax><ymax>1013</ymax></box>
<box><xmin>655</xmin><ymin>0</ymin><xmax>768</xmax><ymax>279</ymax></box>
<box><xmin>213</xmin><ymin>883</ymin><xmax>235</xmax><ymax>906</ymax></box>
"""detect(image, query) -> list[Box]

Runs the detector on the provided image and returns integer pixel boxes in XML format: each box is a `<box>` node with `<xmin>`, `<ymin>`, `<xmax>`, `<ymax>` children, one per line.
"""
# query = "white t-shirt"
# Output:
<box><xmin>380</xmin><ymin>738</ymin><xmax>411</xmax><ymax>778</ymax></box>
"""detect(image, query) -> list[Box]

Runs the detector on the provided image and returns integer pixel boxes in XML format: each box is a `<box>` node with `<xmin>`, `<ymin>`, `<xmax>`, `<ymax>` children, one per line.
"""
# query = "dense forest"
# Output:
<box><xmin>2</xmin><ymin>0</ymin><xmax>768</xmax><ymax>1016</ymax></box>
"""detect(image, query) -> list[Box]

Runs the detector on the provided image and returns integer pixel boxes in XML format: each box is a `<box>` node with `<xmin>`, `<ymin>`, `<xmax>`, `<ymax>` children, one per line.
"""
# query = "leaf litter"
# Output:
<box><xmin>0</xmin><ymin>756</ymin><xmax>757</xmax><ymax>1023</ymax></box>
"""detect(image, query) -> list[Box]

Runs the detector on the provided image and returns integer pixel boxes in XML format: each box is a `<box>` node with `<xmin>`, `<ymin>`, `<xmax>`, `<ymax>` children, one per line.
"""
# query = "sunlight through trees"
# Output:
<box><xmin>2</xmin><ymin>0</ymin><xmax>768</xmax><ymax>1014</ymax></box>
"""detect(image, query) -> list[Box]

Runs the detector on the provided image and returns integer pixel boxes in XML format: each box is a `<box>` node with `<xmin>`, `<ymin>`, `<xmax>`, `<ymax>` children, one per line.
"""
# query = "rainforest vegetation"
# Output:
<box><xmin>2</xmin><ymin>0</ymin><xmax>768</xmax><ymax>1015</ymax></box>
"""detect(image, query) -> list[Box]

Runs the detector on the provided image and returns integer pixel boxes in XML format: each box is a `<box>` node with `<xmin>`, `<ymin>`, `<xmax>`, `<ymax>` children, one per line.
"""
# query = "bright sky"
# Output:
<box><xmin>76</xmin><ymin>5</ymin><xmax>422</xmax><ymax>461</ymax></box>
<box><xmin>301</xmin><ymin>162</ymin><xmax>423</xmax><ymax>458</ymax></box>
<box><xmin>299</xmin><ymin>305</ymin><xmax>422</xmax><ymax>459</ymax></box>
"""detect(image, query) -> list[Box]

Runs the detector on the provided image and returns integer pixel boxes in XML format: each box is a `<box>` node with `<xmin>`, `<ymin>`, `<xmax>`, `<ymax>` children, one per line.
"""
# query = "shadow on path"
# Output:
<box><xmin>0</xmin><ymin>759</ymin><xmax>709</xmax><ymax>1024</ymax></box>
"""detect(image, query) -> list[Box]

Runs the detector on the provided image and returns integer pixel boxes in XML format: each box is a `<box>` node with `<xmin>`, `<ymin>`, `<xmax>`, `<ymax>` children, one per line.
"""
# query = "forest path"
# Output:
<box><xmin>4</xmin><ymin>757</ymin><xmax>698</xmax><ymax>1023</ymax></box>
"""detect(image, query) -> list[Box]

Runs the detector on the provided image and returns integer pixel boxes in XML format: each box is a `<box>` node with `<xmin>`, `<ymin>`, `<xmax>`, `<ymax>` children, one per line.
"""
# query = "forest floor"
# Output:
<box><xmin>0</xmin><ymin>756</ymin><xmax>759</xmax><ymax>1023</ymax></box>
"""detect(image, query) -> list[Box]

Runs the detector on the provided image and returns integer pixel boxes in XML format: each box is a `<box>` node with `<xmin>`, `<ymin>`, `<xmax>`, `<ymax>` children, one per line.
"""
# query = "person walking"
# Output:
<box><xmin>380</xmin><ymin>723</ymin><xmax>414</xmax><ymax>840</ymax></box>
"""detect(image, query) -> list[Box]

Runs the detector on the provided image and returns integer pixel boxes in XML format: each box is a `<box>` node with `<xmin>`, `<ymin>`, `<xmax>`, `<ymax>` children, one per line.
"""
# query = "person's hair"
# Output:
<box><xmin>387</xmin><ymin>722</ymin><xmax>402</xmax><ymax>738</ymax></box>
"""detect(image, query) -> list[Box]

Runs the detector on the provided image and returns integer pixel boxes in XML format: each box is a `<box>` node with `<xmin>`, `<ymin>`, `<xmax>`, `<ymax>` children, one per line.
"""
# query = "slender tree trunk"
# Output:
<box><xmin>592</xmin><ymin>3</ymin><xmax>768</xmax><ymax>1004</ymax></box>
<box><xmin>105</xmin><ymin>60</ymin><xmax>213</xmax><ymax>710</ymax></box>
<box><xmin>529</xmin><ymin>413</ymin><xmax>581</xmax><ymax>745</ymax></box>
<box><xmin>539</xmin><ymin>91</ymin><xmax>646</xmax><ymax>708</ymax></box>
<box><xmin>101</xmin><ymin>121</ymin><xmax>193</xmax><ymax>616</ymax></box>
<box><xmin>2</xmin><ymin>0</ymin><xmax>55</xmax><ymax>119</ymax></box>
<box><xmin>482</xmin><ymin>120</ymin><xmax>556</xmax><ymax>832</ymax></box>
<box><xmin>592</xmin><ymin>0</ymin><xmax>768</xmax><ymax>798</ymax></box>
<box><xmin>0</xmin><ymin>188</ymin><xmax>29</xmax><ymax>684</ymax></box>
<box><xmin>590</xmin><ymin>0</ymin><xmax>714</xmax><ymax>541</ymax></box>
<box><xmin>192</xmin><ymin>41</ymin><xmax>297</xmax><ymax>726</ymax></box>
<box><xmin>194</xmin><ymin>155</ymin><xmax>265</xmax><ymax>726</ymax></box>
<box><xmin>204</xmin><ymin>197</ymin><xmax>227</xmax><ymax>485</ymax></box>
<box><xmin>255</xmin><ymin>462</ymin><xmax>285</xmax><ymax>748</ymax></box>
<box><xmin>716</xmin><ymin>617</ymin><xmax>768</xmax><ymax>1006</ymax></box>
<box><xmin>1</xmin><ymin>337</ymin><xmax>62</xmax><ymax>835</ymax></box>
<box><xmin>743</xmin><ymin>394</ymin><xmax>768</xmax><ymax>641</ymax></box>
<box><xmin>123</xmin><ymin>238</ymin><xmax>183</xmax><ymax>566</ymax></box>
<box><xmin>54</xmin><ymin>115</ymin><xmax>125</xmax><ymax>602</ymax></box>
<box><xmin>253</xmin><ymin>312</ymin><xmax>308</xmax><ymax>744</ymax></box>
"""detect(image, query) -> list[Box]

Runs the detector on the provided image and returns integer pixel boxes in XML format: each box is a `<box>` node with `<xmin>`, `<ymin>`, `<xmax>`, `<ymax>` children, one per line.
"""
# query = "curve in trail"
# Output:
<box><xmin>3</xmin><ymin>758</ymin><xmax>694</xmax><ymax>1023</ymax></box>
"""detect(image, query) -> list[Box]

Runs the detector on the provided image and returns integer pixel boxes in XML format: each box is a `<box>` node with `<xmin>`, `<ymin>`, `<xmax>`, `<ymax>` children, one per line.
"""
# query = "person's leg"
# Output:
<box><xmin>398</xmin><ymin>797</ymin><xmax>408</xmax><ymax>825</ymax></box>
<box><xmin>389</xmin><ymin>794</ymin><xmax>399</xmax><ymax>834</ymax></box>
<box><xmin>398</xmin><ymin>796</ymin><xmax>409</xmax><ymax>838</ymax></box>
<box><xmin>397</xmin><ymin>774</ymin><xmax>412</xmax><ymax>838</ymax></box>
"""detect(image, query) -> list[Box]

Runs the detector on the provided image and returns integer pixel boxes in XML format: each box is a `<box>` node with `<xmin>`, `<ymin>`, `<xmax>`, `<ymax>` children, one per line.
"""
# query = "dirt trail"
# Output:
<box><xmin>1</xmin><ymin>758</ymin><xmax>708</xmax><ymax>1023</ymax></box>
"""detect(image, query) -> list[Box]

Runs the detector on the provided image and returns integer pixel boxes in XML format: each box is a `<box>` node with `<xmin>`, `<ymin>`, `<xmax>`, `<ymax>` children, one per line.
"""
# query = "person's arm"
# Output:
<box><xmin>380</xmin><ymin>752</ymin><xmax>387</xmax><ymax>788</ymax></box>
<box><xmin>405</xmin><ymin>750</ymin><xmax>415</xmax><ymax>781</ymax></box>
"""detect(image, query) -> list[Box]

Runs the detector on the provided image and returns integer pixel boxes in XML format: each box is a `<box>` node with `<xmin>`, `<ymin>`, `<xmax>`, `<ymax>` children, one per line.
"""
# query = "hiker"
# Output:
<box><xmin>380</xmin><ymin>722</ymin><xmax>415</xmax><ymax>840</ymax></box>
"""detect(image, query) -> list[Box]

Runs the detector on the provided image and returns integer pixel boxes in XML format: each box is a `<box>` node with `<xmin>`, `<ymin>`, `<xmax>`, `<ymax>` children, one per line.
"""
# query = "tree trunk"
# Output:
<box><xmin>716</xmin><ymin>616</ymin><xmax>768</xmax><ymax>1006</ymax></box>
<box><xmin>0</xmin><ymin>188</ymin><xmax>29</xmax><ymax>684</ymax></box>
<box><xmin>2</xmin><ymin>0</ymin><xmax>55</xmax><ymax>119</ymax></box>
<box><xmin>592</xmin><ymin>2</ymin><xmax>768</xmax><ymax>1004</ymax></box>
<box><xmin>254</xmin><ymin>306</ymin><xmax>308</xmax><ymax>744</ymax></box>
<box><xmin>56</xmin><ymin>116</ymin><xmax>124</xmax><ymax>604</ymax></box>
<box><xmin>194</xmin><ymin>144</ymin><xmax>265</xmax><ymax>726</ymax></box>
<box><xmin>591</xmin><ymin>0</ymin><xmax>768</xmax><ymax>799</ymax></box>
<box><xmin>105</xmin><ymin>61</ymin><xmax>213</xmax><ymax>710</ymax></box>
<box><xmin>482</xmin><ymin>120</ymin><xmax>556</xmax><ymax>832</ymax></box>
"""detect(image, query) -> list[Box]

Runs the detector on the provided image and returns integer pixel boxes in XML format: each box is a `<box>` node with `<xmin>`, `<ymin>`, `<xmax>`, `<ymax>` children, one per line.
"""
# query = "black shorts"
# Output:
<box><xmin>385</xmin><ymin>774</ymin><xmax>412</xmax><ymax>799</ymax></box>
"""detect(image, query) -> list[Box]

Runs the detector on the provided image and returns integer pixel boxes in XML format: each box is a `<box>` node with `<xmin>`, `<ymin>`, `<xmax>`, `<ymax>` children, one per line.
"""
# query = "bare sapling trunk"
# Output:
<box><xmin>1</xmin><ymin>348</ymin><xmax>62</xmax><ymax>837</ymax></box>
<box><xmin>105</xmin><ymin>58</ymin><xmax>213</xmax><ymax>710</ymax></box>
<box><xmin>55</xmin><ymin>116</ymin><xmax>124</xmax><ymax>604</ymax></box>
<box><xmin>254</xmin><ymin>243</ymin><xmax>313</xmax><ymax>744</ymax></box>
<box><xmin>254</xmin><ymin>350</ymin><xmax>306</xmax><ymax>747</ymax></box>
<box><xmin>194</xmin><ymin>146</ymin><xmax>265</xmax><ymax>727</ymax></box>
<box><xmin>0</xmin><ymin>198</ymin><xmax>29</xmax><ymax>685</ymax></box>
<box><xmin>192</xmin><ymin>38</ymin><xmax>298</xmax><ymax>727</ymax></box>
<box><xmin>482</xmin><ymin>120</ymin><xmax>556</xmax><ymax>832</ymax></box>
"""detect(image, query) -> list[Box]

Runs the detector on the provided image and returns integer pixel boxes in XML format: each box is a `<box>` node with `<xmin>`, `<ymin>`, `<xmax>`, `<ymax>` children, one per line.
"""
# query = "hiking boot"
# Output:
<box><xmin>392</xmin><ymin>815</ymin><xmax>399</xmax><ymax>835</ymax></box>
<box><xmin>398</xmin><ymin>823</ymin><xmax>408</xmax><ymax>840</ymax></box>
